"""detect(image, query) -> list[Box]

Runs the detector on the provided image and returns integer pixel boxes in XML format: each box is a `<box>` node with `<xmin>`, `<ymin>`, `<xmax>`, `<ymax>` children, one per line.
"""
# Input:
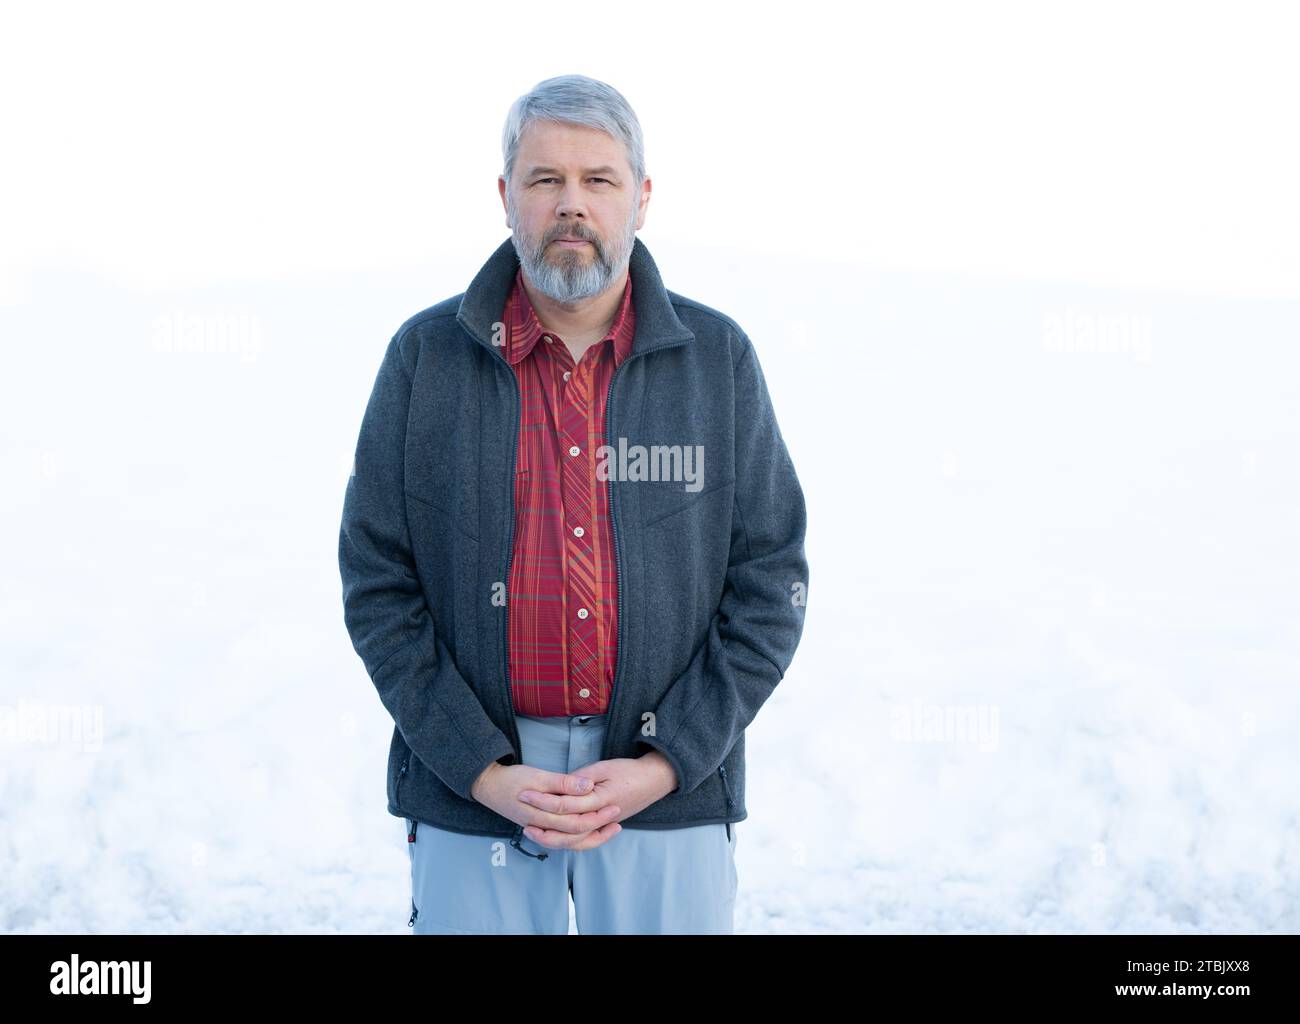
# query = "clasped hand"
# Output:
<box><xmin>470</xmin><ymin>753</ymin><xmax>677</xmax><ymax>851</ymax></box>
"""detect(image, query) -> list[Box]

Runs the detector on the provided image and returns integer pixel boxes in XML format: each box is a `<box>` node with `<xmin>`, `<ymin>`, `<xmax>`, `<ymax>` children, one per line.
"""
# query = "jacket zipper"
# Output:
<box><xmin>498</xmin><ymin>359</ymin><xmax>524</xmax><ymax>763</ymax></box>
<box><xmin>600</xmin><ymin>357</ymin><xmax>627</xmax><ymax>758</ymax></box>
<box><xmin>397</xmin><ymin>754</ymin><xmax>410</xmax><ymax>807</ymax></box>
<box><xmin>719</xmin><ymin>763</ymin><xmax>735</xmax><ymax>809</ymax></box>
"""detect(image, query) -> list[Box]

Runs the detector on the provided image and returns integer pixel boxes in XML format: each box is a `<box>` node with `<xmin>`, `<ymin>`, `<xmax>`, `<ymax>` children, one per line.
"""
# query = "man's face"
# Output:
<box><xmin>499</xmin><ymin>121</ymin><xmax>649</xmax><ymax>305</ymax></box>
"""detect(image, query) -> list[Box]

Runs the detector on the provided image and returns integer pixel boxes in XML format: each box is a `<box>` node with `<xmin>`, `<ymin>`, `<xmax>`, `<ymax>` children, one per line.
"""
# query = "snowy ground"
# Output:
<box><xmin>2</xmin><ymin>241</ymin><xmax>1298</xmax><ymax>933</ymax></box>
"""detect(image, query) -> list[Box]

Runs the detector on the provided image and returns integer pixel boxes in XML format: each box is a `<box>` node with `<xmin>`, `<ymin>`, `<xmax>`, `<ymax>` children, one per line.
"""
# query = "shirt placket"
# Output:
<box><xmin>547</xmin><ymin>338</ymin><xmax>602</xmax><ymax>712</ymax></box>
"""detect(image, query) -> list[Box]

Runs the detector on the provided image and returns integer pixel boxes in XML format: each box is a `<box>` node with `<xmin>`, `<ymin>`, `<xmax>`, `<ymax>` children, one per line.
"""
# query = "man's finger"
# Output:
<box><xmin>517</xmin><ymin>788</ymin><xmax>611</xmax><ymax>815</ymax></box>
<box><xmin>525</xmin><ymin>815</ymin><xmax>623</xmax><ymax>848</ymax></box>
<box><xmin>571</xmin><ymin>821</ymin><xmax>622</xmax><ymax>851</ymax></box>
<box><xmin>533</xmin><ymin>770</ymin><xmax>595</xmax><ymax>796</ymax></box>
<box><xmin>524</xmin><ymin>802</ymin><xmax>621</xmax><ymax>835</ymax></box>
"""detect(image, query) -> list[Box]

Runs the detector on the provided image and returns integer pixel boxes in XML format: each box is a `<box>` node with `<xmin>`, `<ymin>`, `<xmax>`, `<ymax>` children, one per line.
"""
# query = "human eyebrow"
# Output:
<box><xmin>526</xmin><ymin>165</ymin><xmax>621</xmax><ymax>181</ymax></box>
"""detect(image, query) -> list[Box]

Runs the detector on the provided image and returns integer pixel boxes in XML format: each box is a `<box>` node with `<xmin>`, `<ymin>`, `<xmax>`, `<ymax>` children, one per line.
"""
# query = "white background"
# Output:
<box><xmin>2</xmin><ymin>0</ymin><xmax>1297</xmax><ymax>932</ymax></box>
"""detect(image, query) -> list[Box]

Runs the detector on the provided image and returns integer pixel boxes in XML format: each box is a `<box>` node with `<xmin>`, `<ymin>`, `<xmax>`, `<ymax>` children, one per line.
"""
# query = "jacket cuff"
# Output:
<box><xmin>456</xmin><ymin>734</ymin><xmax>519</xmax><ymax>803</ymax></box>
<box><xmin>634</xmin><ymin>735</ymin><xmax>685</xmax><ymax>795</ymax></box>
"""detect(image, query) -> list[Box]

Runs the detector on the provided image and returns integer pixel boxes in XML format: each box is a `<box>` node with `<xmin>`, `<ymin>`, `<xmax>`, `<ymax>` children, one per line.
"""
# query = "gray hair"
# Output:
<box><xmin>501</xmin><ymin>74</ymin><xmax>645</xmax><ymax>191</ymax></box>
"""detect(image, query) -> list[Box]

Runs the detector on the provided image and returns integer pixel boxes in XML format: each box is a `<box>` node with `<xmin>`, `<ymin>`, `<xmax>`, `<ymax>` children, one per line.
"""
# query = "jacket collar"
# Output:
<box><xmin>456</xmin><ymin>235</ymin><xmax>695</xmax><ymax>360</ymax></box>
<box><xmin>503</xmin><ymin>265</ymin><xmax>636</xmax><ymax>368</ymax></box>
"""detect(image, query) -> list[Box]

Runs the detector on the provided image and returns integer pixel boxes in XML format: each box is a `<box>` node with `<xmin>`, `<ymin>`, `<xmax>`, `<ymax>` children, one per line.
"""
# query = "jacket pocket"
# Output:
<box><xmin>396</xmin><ymin>753</ymin><xmax>411</xmax><ymax>806</ymax></box>
<box><xmin>642</xmin><ymin>476</ymin><xmax>735</xmax><ymax>529</ymax></box>
<box><xmin>718</xmin><ymin>763</ymin><xmax>735</xmax><ymax>809</ymax></box>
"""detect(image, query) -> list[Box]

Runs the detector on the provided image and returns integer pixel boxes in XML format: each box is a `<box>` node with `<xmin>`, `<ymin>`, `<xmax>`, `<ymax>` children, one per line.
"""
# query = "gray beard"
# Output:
<box><xmin>508</xmin><ymin>202</ymin><xmax>639</xmax><ymax>306</ymax></box>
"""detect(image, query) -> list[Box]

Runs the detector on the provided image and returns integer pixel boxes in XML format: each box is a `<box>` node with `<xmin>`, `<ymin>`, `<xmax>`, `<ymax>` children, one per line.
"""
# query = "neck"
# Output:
<box><xmin>521</xmin><ymin>267</ymin><xmax>628</xmax><ymax>345</ymax></box>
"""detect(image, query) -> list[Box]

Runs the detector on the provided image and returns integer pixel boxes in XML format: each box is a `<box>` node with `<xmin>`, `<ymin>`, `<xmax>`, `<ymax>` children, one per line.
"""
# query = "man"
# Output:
<box><xmin>338</xmin><ymin>74</ymin><xmax>808</xmax><ymax>934</ymax></box>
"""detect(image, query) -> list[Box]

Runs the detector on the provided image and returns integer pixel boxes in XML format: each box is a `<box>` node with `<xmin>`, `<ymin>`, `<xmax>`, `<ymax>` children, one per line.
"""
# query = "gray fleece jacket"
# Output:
<box><xmin>338</xmin><ymin>234</ymin><xmax>808</xmax><ymax>849</ymax></box>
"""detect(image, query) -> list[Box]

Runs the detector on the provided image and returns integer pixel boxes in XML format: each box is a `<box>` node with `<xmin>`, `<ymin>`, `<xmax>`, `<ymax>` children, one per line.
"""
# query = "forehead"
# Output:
<box><xmin>516</xmin><ymin>120</ymin><xmax>629</xmax><ymax>172</ymax></box>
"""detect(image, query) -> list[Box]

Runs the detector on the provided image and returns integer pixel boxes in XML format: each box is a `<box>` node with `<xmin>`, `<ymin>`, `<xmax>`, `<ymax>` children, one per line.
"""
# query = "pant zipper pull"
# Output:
<box><xmin>511</xmin><ymin>825</ymin><xmax>549</xmax><ymax>860</ymax></box>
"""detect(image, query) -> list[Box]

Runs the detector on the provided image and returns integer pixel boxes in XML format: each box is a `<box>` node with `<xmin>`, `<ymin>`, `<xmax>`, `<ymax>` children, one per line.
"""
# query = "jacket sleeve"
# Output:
<box><xmin>338</xmin><ymin>331</ymin><xmax>516</xmax><ymax>802</ymax></box>
<box><xmin>634</xmin><ymin>334</ymin><xmax>809</xmax><ymax>794</ymax></box>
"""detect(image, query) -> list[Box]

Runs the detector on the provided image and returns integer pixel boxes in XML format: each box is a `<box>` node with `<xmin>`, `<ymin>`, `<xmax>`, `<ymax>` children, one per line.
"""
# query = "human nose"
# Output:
<box><xmin>555</xmin><ymin>181</ymin><xmax>587</xmax><ymax>221</ymax></box>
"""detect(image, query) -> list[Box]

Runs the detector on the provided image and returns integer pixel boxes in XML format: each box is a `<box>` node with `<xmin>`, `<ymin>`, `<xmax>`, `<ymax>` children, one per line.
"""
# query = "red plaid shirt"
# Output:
<box><xmin>502</xmin><ymin>267</ymin><xmax>636</xmax><ymax>717</ymax></box>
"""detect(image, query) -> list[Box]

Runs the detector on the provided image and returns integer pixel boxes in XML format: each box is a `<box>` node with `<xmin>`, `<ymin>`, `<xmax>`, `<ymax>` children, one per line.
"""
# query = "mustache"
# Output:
<box><xmin>537</xmin><ymin>232</ymin><xmax>602</xmax><ymax>262</ymax></box>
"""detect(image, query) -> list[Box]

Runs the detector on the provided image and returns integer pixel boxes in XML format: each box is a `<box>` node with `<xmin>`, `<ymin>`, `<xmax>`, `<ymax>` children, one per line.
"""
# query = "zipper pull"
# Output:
<box><xmin>408</xmin><ymin>901</ymin><xmax>418</xmax><ymax>927</ymax></box>
<box><xmin>407</xmin><ymin>819</ymin><xmax>417</xmax><ymax>843</ymax></box>
<box><xmin>510</xmin><ymin>824</ymin><xmax>549</xmax><ymax>860</ymax></box>
<box><xmin>719</xmin><ymin>764</ymin><xmax>735</xmax><ymax>808</ymax></box>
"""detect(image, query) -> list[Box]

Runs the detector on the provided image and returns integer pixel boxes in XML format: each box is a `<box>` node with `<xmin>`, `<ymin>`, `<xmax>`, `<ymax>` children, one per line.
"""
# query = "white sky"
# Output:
<box><xmin>1</xmin><ymin>0</ymin><xmax>1296</xmax><ymax>299</ymax></box>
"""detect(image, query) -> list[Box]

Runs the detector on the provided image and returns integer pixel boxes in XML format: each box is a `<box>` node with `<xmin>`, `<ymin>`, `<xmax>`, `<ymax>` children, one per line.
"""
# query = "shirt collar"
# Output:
<box><xmin>504</xmin><ymin>267</ymin><xmax>635</xmax><ymax>368</ymax></box>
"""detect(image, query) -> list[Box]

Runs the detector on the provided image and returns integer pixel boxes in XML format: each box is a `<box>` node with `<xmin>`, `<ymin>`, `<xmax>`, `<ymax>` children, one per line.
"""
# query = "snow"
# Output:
<box><xmin>2</xmin><ymin>246</ymin><xmax>1298</xmax><ymax>933</ymax></box>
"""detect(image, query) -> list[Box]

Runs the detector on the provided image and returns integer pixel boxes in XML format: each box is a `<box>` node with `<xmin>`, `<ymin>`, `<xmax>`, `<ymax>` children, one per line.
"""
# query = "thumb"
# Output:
<box><xmin>545</xmin><ymin>770</ymin><xmax>594</xmax><ymax>794</ymax></box>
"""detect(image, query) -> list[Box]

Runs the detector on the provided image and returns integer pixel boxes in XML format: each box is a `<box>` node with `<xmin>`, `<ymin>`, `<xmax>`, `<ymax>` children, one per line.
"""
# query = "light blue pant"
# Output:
<box><xmin>405</xmin><ymin>712</ymin><xmax>738</xmax><ymax>934</ymax></box>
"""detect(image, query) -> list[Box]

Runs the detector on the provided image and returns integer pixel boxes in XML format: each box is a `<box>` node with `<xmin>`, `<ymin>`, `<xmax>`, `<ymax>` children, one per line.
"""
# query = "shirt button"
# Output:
<box><xmin>562</xmin><ymin>371</ymin><xmax>571</xmax><ymax>381</ymax></box>
<box><xmin>543</xmin><ymin>335</ymin><xmax>553</xmax><ymax>344</ymax></box>
<box><xmin>573</xmin><ymin>526</ymin><xmax>584</xmax><ymax>537</ymax></box>
<box><xmin>578</xmin><ymin>688</ymin><xmax>590</xmax><ymax>698</ymax></box>
<box><xmin>577</xmin><ymin>608</ymin><xmax>589</xmax><ymax>619</ymax></box>
<box><xmin>568</xmin><ymin>445</ymin><xmax>580</xmax><ymax>457</ymax></box>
